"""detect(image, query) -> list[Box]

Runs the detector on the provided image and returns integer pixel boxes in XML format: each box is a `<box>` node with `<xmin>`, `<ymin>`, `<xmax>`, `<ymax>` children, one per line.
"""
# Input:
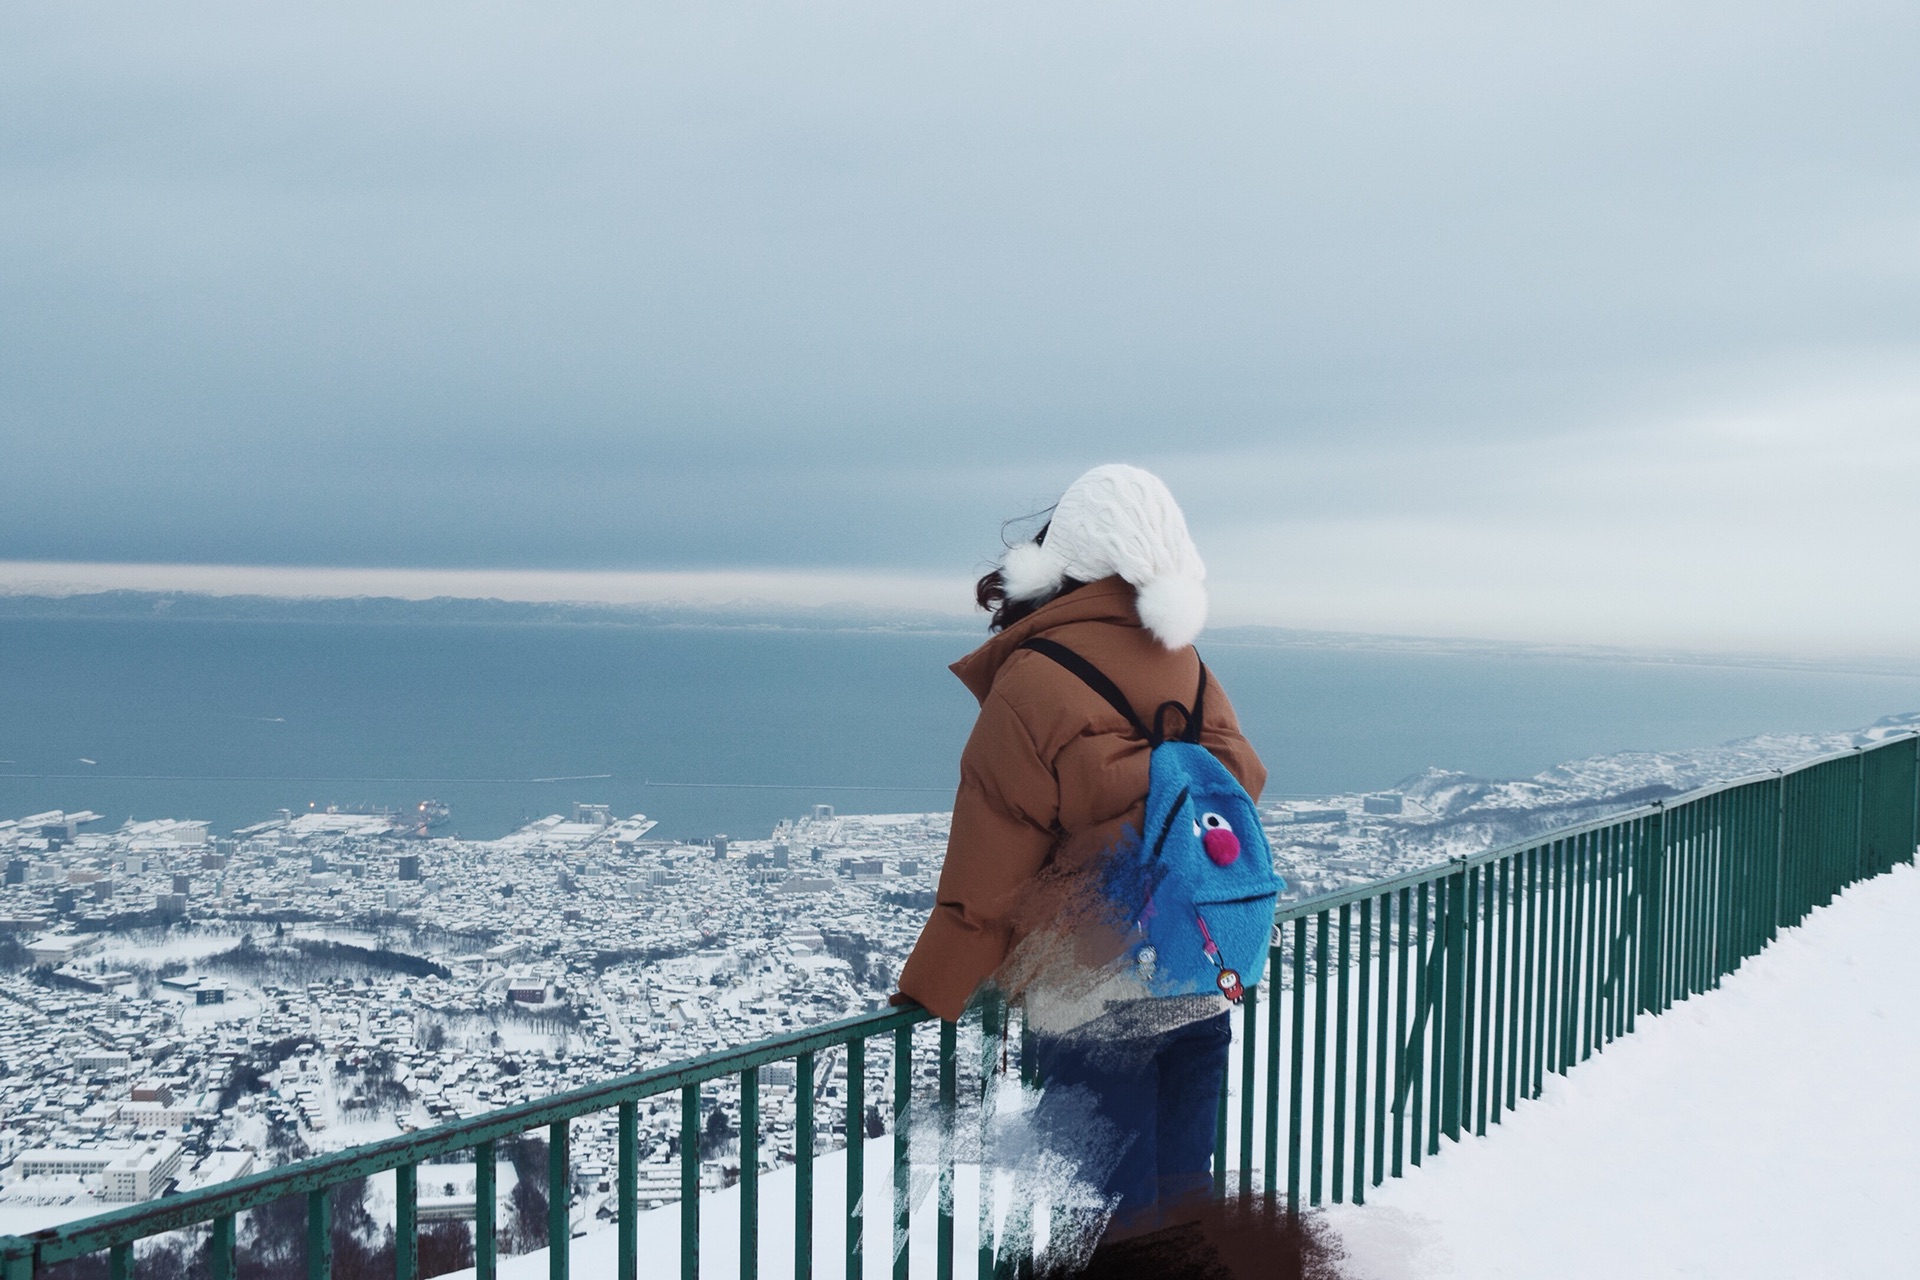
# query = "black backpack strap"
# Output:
<box><xmin>1149</xmin><ymin>658</ymin><xmax>1211</xmax><ymax>746</ymax></box>
<box><xmin>1018</xmin><ymin>638</ymin><xmax>1156</xmax><ymax>744</ymax></box>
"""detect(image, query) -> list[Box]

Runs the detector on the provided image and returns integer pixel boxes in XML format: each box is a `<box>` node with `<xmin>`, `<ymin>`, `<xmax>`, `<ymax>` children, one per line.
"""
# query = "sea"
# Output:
<box><xmin>4</xmin><ymin>612</ymin><xmax>1919</xmax><ymax>843</ymax></box>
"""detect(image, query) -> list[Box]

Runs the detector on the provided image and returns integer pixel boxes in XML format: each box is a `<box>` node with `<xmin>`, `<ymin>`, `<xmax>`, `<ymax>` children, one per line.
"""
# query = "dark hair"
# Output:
<box><xmin>975</xmin><ymin>520</ymin><xmax>1086</xmax><ymax>633</ymax></box>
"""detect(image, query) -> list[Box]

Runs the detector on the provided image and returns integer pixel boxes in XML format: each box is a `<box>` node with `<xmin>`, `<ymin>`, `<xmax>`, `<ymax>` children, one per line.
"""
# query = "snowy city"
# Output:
<box><xmin>3</xmin><ymin>714</ymin><xmax>1912</xmax><ymax>1254</ymax></box>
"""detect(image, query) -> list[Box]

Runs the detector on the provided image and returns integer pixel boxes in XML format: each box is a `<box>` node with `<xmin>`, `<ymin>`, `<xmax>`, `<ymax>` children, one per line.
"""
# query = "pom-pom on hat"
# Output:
<box><xmin>1001</xmin><ymin>463</ymin><xmax>1209</xmax><ymax>649</ymax></box>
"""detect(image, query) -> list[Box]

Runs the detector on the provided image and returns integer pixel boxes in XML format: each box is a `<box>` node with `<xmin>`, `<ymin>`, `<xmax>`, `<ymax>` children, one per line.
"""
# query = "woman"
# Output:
<box><xmin>893</xmin><ymin>463</ymin><xmax>1268</xmax><ymax>1241</ymax></box>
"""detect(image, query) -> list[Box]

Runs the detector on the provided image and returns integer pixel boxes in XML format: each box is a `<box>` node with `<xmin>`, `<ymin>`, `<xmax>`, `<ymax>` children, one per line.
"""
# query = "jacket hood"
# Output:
<box><xmin>949</xmin><ymin>576</ymin><xmax>1144</xmax><ymax>704</ymax></box>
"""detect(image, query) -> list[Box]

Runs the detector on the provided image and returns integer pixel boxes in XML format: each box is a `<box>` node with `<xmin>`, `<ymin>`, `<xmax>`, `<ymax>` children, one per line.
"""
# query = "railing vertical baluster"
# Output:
<box><xmin>1239</xmin><ymin>980</ymin><xmax>1258</xmax><ymax>1200</ymax></box>
<box><xmin>977</xmin><ymin>997</ymin><xmax>997</xmax><ymax>1280</ymax></box>
<box><xmin>1440</xmin><ymin>867</ymin><xmax>1466</xmax><ymax>1144</ymax></box>
<box><xmin>1609</xmin><ymin>820</ymin><xmax>1623</xmax><ymax>1023</ymax></box>
<box><xmin>548</xmin><ymin>1120</ymin><xmax>569</xmax><ymax>1280</ymax></box>
<box><xmin>1578</xmin><ymin>833</ymin><xmax>1597</xmax><ymax>1061</ymax></box>
<box><xmin>396</xmin><ymin>1162</ymin><xmax>418</xmax><ymax>1280</ymax></box>
<box><xmin>1330</xmin><ymin>904</ymin><xmax>1349</xmax><ymax>1202</ymax></box>
<box><xmin>1373</xmin><ymin>895</ymin><xmax>1391</xmax><ymax>1186</ymax></box>
<box><xmin>1504</xmin><ymin>853</ymin><xmax>1523</xmax><ymax>1108</ymax></box>
<box><xmin>797</xmin><ymin>1050</ymin><xmax>817</xmax><ymax>1280</ymax></box>
<box><xmin>1572</xmin><ymin>833</ymin><xmax>1592</xmax><ymax>1059</ymax></box>
<box><xmin>111</xmin><ymin>1241</ymin><xmax>134</xmax><ymax>1280</ymax></box>
<box><xmin>1353</xmin><ymin>896</ymin><xmax>1372</xmax><ymax>1203</ymax></box>
<box><xmin>1523</xmin><ymin>847</ymin><xmax>1541</xmax><ymax>1098</ymax></box>
<box><xmin>1641</xmin><ymin>806</ymin><xmax>1666</xmax><ymax>1018</ymax></box>
<box><xmin>1611</xmin><ymin>825</ymin><xmax>1630</xmax><ymax>1041</ymax></box>
<box><xmin>1491</xmin><ymin>857</ymin><xmax>1510</xmax><ymax>1123</ymax></box>
<box><xmin>937</xmin><ymin>1024</ymin><xmax>956</xmax><ymax>1280</ymax></box>
<box><xmin>618</xmin><ymin>1103</ymin><xmax>638</xmax><ymax>1280</ymax></box>
<box><xmin>893</xmin><ymin>1026</ymin><xmax>911</xmax><ymax>1280</ymax></box>
<box><xmin>1392</xmin><ymin>887</ymin><xmax>1410</xmax><ymax>1174</ymax></box>
<box><xmin>307</xmin><ymin>1188</ymin><xmax>332</xmax><ymax>1280</ymax></box>
<box><xmin>1461</xmin><ymin>866</ymin><xmax>1479</xmax><ymax>1135</ymax></box>
<box><xmin>1288</xmin><ymin>915</ymin><xmax>1307</xmax><ymax>1211</ymax></box>
<box><xmin>1698</xmin><ymin>798</ymin><xmax>1714</xmax><ymax>989</ymax></box>
<box><xmin>1425</xmin><ymin>879</ymin><xmax>1443</xmax><ymax>1156</ymax></box>
<box><xmin>1476</xmin><ymin>863</ymin><xmax>1494</xmax><ymax>1134</ymax></box>
<box><xmin>1856</xmin><ymin>748</ymin><xmax>1868</xmax><ymax>885</ymax></box>
<box><xmin>1410</xmin><ymin>882</ymin><xmax>1428</xmax><ymax>1166</ymax></box>
<box><xmin>682</xmin><ymin>1086</ymin><xmax>700</xmax><ymax>1280</ymax></box>
<box><xmin>211</xmin><ymin>1212</ymin><xmax>234</xmax><ymax>1280</ymax></box>
<box><xmin>1310</xmin><ymin>910</ymin><xmax>1330</xmax><ymax>1203</ymax></box>
<box><xmin>1663</xmin><ymin>818</ymin><xmax>1680</xmax><ymax>1009</ymax></box>
<box><xmin>1696</xmin><ymin>799</ymin><xmax>1711</xmax><ymax>990</ymax></box>
<box><xmin>1547</xmin><ymin>840</ymin><xmax>1567</xmax><ymax>1075</ymax></box>
<box><xmin>1694</xmin><ymin>798</ymin><xmax>1709</xmax><ymax>986</ymax></box>
<box><xmin>847</xmin><ymin>1036</ymin><xmax>866</xmax><ymax>1280</ymax></box>
<box><xmin>1213</xmin><ymin>1050</ymin><xmax>1230</xmax><ymax>1202</ymax></box>
<box><xmin>1728</xmin><ymin>790</ymin><xmax>1743</xmax><ymax>982</ymax></box>
<box><xmin>742</xmin><ymin>1067</ymin><xmax>760</xmax><ymax>1280</ymax></box>
<box><xmin>1749</xmin><ymin>782</ymin><xmax>1766</xmax><ymax>956</ymax></box>
<box><xmin>1680</xmin><ymin>803</ymin><xmax>1698</xmax><ymax>998</ymax></box>
<box><xmin>1732</xmin><ymin>786</ymin><xmax>1751</xmax><ymax>965</ymax></box>
<box><xmin>1264</xmin><ymin>934</ymin><xmax>1283</xmax><ymax>1205</ymax></box>
<box><xmin>475</xmin><ymin>1140</ymin><xmax>496</xmax><ymax>1280</ymax></box>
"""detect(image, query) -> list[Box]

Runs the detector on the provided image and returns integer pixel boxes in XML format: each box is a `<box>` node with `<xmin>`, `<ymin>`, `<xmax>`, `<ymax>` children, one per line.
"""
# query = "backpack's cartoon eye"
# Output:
<box><xmin>1198</xmin><ymin>811</ymin><xmax>1241</xmax><ymax>866</ymax></box>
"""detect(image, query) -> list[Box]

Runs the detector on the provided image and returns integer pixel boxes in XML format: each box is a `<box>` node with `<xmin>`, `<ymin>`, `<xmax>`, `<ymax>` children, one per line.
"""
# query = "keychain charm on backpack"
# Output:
<box><xmin>1195</xmin><ymin>911</ymin><xmax>1246</xmax><ymax>1004</ymax></box>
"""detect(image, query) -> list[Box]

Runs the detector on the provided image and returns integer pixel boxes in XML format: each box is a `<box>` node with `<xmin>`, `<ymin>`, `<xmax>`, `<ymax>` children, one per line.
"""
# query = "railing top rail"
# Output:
<box><xmin>13</xmin><ymin>1001</ymin><xmax>933</xmax><ymax>1263</ymax></box>
<box><xmin>1272</xmin><ymin>734</ymin><xmax>1916</xmax><ymax>924</ymax></box>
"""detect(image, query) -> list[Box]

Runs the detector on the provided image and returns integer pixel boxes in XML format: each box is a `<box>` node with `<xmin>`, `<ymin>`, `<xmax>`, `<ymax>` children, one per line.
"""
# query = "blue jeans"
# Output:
<box><xmin>1032</xmin><ymin>1010</ymin><xmax>1231</xmax><ymax>1230</ymax></box>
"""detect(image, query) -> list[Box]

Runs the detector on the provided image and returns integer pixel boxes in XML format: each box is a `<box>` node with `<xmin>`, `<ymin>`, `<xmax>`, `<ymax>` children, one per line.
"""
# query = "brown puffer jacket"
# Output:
<box><xmin>894</xmin><ymin>575</ymin><xmax>1268</xmax><ymax>1022</ymax></box>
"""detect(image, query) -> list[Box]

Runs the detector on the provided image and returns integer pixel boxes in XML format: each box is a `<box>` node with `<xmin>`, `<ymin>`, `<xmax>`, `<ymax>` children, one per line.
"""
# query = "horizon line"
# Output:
<box><xmin>6</xmin><ymin>559</ymin><xmax>1920</xmax><ymax>675</ymax></box>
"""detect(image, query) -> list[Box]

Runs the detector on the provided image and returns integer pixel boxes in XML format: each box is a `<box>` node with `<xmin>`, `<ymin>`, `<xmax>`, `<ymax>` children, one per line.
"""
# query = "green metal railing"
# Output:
<box><xmin>5</xmin><ymin>736</ymin><xmax>1915</xmax><ymax>1279</ymax></box>
<box><xmin>1238</xmin><ymin>735</ymin><xmax>1919</xmax><ymax>1214</ymax></box>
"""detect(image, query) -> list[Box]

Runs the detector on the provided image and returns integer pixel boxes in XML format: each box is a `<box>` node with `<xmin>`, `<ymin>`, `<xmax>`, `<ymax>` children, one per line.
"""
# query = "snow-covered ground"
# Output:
<box><xmin>454</xmin><ymin>860</ymin><xmax>1920</xmax><ymax>1279</ymax></box>
<box><xmin>1324</xmin><ymin>860</ymin><xmax>1920</xmax><ymax>1279</ymax></box>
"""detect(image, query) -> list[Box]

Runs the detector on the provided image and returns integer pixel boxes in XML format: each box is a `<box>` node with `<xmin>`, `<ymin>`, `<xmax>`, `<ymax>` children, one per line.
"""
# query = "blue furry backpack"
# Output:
<box><xmin>1021</xmin><ymin>638</ymin><xmax>1285</xmax><ymax>1003</ymax></box>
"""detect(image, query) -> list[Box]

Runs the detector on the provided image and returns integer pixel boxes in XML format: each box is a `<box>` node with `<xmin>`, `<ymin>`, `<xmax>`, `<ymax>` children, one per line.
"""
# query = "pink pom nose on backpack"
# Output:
<box><xmin>1202</xmin><ymin>825</ymin><xmax>1240</xmax><ymax>866</ymax></box>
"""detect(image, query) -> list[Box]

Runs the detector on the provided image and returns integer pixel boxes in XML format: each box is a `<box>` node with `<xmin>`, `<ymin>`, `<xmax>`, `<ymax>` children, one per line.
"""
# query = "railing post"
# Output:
<box><xmin>892</xmin><ymin>1025</ymin><xmax>912</xmax><ymax>1280</ymax></box>
<box><xmin>618</xmin><ymin>1104</ymin><xmax>638</xmax><ymax>1280</ymax></box>
<box><xmin>111</xmin><ymin>1242</ymin><xmax>134</xmax><ymax>1280</ymax></box>
<box><xmin>396</xmin><ymin>1163</ymin><xmax>418</xmax><ymax>1280</ymax></box>
<box><xmin>1855</xmin><ymin>747</ymin><xmax>1868</xmax><ymax>885</ymax></box>
<box><xmin>797</xmin><ymin>1050</ymin><xmax>816</xmax><ymax>1280</ymax></box>
<box><xmin>475</xmin><ymin>1140</ymin><xmax>497</xmax><ymax>1280</ymax></box>
<box><xmin>1212</xmin><ymin>1050</ymin><xmax>1229</xmax><ymax>1200</ymax></box>
<box><xmin>1637</xmin><ymin>805</ymin><xmax>1666</xmax><ymax>1015</ymax></box>
<box><xmin>847</xmin><ymin>1036</ymin><xmax>866</xmax><ymax>1280</ymax></box>
<box><xmin>1239</xmin><ymin>979</ymin><xmax>1259</xmax><ymax>1201</ymax></box>
<box><xmin>1440</xmin><ymin>862</ymin><xmax>1467</xmax><ymax>1143</ymax></box>
<box><xmin>742</xmin><ymin>1068</ymin><xmax>760</xmax><ymax>1280</ymax></box>
<box><xmin>937</xmin><ymin>1023</ymin><xmax>957</xmax><ymax>1280</ymax></box>
<box><xmin>976</xmin><ymin>993</ymin><xmax>1002</xmax><ymax>1279</ymax></box>
<box><xmin>1772</xmin><ymin>774</ymin><xmax>1787</xmax><ymax>937</ymax></box>
<box><xmin>681</xmin><ymin>1086</ymin><xmax>700</xmax><ymax>1280</ymax></box>
<box><xmin>307</xmin><ymin>1188</ymin><xmax>332</xmax><ymax>1280</ymax></box>
<box><xmin>0</xmin><ymin>1239</ymin><xmax>31</xmax><ymax>1280</ymax></box>
<box><xmin>1911</xmin><ymin>734</ymin><xmax>1920</xmax><ymax>864</ymax></box>
<box><xmin>1311</xmin><ymin>910</ymin><xmax>1330</xmax><ymax>1199</ymax></box>
<box><xmin>548</xmin><ymin>1120</ymin><xmax>570</xmax><ymax>1280</ymax></box>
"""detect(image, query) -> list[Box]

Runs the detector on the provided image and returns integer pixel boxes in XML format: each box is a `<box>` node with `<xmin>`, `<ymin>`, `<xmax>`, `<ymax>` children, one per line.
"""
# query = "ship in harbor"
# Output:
<box><xmin>415</xmin><ymin>798</ymin><xmax>452</xmax><ymax>834</ymax></box>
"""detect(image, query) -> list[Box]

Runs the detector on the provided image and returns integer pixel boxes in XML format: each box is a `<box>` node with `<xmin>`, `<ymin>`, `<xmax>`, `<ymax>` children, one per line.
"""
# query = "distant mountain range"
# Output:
<box><xmin>1392</xmin><ymin>712</ymin><xmax>1920</xmax><ymax>861</ymax></box>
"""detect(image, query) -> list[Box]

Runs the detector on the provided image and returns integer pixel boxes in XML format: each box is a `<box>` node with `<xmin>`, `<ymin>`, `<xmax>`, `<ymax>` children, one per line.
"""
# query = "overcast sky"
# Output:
<box><xmin>3</xmin><ymin>2</ymin><xmax>1916</xmax><ymax>653</ymax></box>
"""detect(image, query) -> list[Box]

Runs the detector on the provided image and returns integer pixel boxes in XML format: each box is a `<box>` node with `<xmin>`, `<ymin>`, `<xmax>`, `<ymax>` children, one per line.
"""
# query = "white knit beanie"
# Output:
<box><xmin>999</xmin><ymin>463</ymin><xmax>1209</xmax><ymax>649</ymax></box>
